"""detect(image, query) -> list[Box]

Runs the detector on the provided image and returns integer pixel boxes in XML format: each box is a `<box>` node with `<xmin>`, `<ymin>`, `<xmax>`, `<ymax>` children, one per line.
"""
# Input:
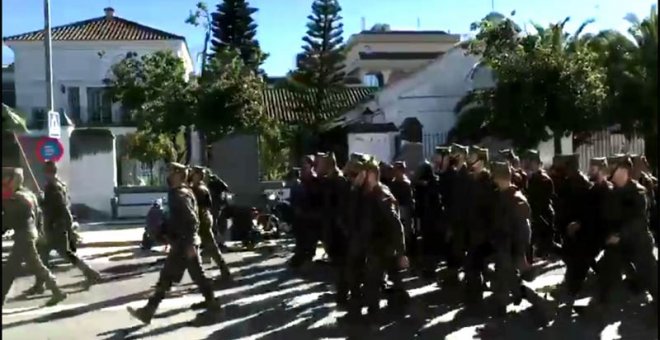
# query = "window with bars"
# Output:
<box><xmin>87</xmin><ymin>87</ymin><xmax>112</xmax><ymax>124</ymax></box>
<box><xmin>31</xmin><ymin>107</ymin><xmax>46</xmax><ymax>129</ymax></box>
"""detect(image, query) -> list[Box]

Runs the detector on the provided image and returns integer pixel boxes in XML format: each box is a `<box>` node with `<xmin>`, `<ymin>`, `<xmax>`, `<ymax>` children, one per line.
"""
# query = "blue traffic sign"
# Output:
<box><xmin>36</xmin><ymin>137</ymin><xmax>64</xmax><ymax>162</ymax></box>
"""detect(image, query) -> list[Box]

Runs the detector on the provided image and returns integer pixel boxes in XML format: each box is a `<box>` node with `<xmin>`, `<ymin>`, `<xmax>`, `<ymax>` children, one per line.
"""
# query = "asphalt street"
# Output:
<box><xmin>2</xmin><ymin>227</ymin><xmax>658</xmax><ymax>340</ymax></box>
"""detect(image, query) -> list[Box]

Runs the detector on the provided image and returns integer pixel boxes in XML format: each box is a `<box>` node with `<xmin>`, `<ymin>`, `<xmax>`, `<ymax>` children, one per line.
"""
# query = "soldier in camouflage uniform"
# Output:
<box><xmin>595</xmin><ymin>156</ymin><xmax>657</xmax><ymax>318</ymax></box>
<box><xmin>128</xmin><ymin>163</ymin><xmax>221</xmax><ymax>324</ymax></box>
<box><xmin>489</xmin><ymin>162</ymin><xmax>555</xmax><ymax>323</ymax></box>
<box><xmin>441</xmin><ymin>143</ymin><xmax>470</xmax><ymax>287</ymax></box>
<box><xmin>390</xmin><ymin>161</ymin><xmax>416</xmax><ymax>262</ymax></box>
<box><xmin>463</xmin><ymin>146</ymin><xmax>497</xmax><ymax>307</ymax></box>
<box><xmin>346</xmin><ymin>156</ymin><xmax>408</xmax><ymax>322</ymax></box>
<box><xmin>631</xmin><ymin>155</ymin><xmax>658</xmax><ymax>246</ymax></box>
<box><xmin>2</xmin><ymin>167</ymin><xmax>67</xmax><ymax>306</ymax></box>
<box><xmin>189</xmin><ymin>166</ymin><xmax>232</xmax><ymax>280</ymax></box>
<box><xmin>30</xmin><ymin>161</ymin><xmax>101</xmax><ymax>294</ymax></box>
<box><xmin>521</xmin><ymin>150</ymin><xmax>557</xmax><ymax>260</ymax></box>
<box><xmin>412</xmin><ymin>161</ymin><xmax>441</xmax><ymax>277</ymax></box>
<box><xmin>498</xmin><ymin>149</ymin><xmax>528</xmax><ymax>190</ymax></box>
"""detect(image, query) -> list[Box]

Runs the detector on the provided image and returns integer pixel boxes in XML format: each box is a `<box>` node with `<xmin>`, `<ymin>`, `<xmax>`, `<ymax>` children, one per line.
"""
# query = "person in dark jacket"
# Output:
<box><xmin>499</xmin><ymin>149</ymin><xmax>528</xmax><ymax>191</ymax></box>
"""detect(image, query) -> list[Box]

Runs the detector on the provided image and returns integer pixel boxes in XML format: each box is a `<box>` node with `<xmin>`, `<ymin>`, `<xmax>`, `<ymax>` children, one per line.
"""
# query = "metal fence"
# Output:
<box><xmin>575</xmin><ymin>132</ymin><xmax>645</xmax><ymax>172</ymax></box>
<box><xmin>422</xmin><ymin>132</ymin><xmax>450</xmax><ymax>160</ymax></box>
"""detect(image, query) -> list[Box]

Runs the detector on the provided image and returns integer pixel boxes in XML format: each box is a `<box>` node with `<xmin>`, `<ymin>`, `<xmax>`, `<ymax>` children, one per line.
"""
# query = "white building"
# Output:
<box><xmin>3</xmin><ymin>7</ymin><xmax>194</xmax><ymax>218</ymax></box>
<box><xmin>333</xmin><ymin>45</ymin><xmax>572</xmax><ymax>165</ymax></box>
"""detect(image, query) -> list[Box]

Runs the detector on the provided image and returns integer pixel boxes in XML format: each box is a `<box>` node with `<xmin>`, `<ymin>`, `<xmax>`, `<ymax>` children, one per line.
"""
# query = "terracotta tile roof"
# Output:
<box><xmin>3</xmin><ymin>16</ymin><xmax>185</xmax><ymax>42</ymax></box>
<box><xmin>262</xmin><ymin>87</ymin><xmax>378</xmax><ymax>124</ymax></box>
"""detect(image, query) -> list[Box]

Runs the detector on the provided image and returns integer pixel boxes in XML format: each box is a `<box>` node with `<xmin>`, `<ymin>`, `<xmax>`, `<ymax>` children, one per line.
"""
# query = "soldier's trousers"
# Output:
<box><xmin>464</xmin><ymin>241</ymin><xmax>494</xmax><ymax>304</ymax></box>
<box><xmin>400</xmin><ymin>208</ymin><xmax>416</xmax><ymax>260</ymax></box>
<box><xmin>144</xmin><ymin>244</ymin><xmax>216</xmax><ymax>311</ymax></box>
<box><xmin>491</xmin><ymin>242</ymin><xmax>549</xmax><ymax>309</ymax></box>
<box><xmin>35</xmin><ymin>233</ymin><xmax>98</xmax><ymax>287</ymax></box>
<box><xmin>345</xmin><ymin>247</ymin><xmax>366</xmax><ymax>313</ymax></box>
<box><xmin>292</xmin><ymin>219</ymin><xmax>321</xmax><ymax>263</ymax></box>
<box><xmin>596</xmin><ymin>231</ymin><xmax>658</xmax><ymax>304</ymax></box>
<box><xmin>363</xmin><ymin>253</ymin><xmax>392</xmax><ymax>311</ymax></box>
<box><xmin>561</xmin><ymin>236</ymin><xmax>601</xmax><ymax>299</ymax></box>
<box><xmin>3</xmin><ymin>242</ymin><xmax>61</xmax><ymax>305</ymax></box>
<box><xmin>530</xmin><ymin>215</ymin><xmax>555</xmax><ymax>258</ymax></box>
<box><xmin>444</xmin><ymin>223</ymin><xmax>467</xmax><ymax>280</ymax></box>
<box><xmin>199</xmin><ymin>223</ymin><xmax>231</xmax><ymax>276</ymax></box>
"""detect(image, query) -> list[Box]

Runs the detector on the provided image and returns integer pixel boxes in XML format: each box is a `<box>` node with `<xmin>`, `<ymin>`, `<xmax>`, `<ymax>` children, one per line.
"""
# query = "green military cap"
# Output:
<box><xmin>191</xmin><ymin>165</ymin><xmax>206</xmax><ymax>177</ymax></box>
<box><xmin>450</xmin><ymin>143</ymin><xmax>468</xmax><ymax>156</ymax></box>
<box><xmin>553</xmin><ymin>154</ymin><xmax>579</xmax><ymax>171</ymax></box>
<box><xmin>393</xmin><ymin>161</ymin><xmax>407</xmax><ymax>170</ymax></box>
<box><xmin>490</xmin><ymin>161</ymin><xmax>511</xmax><ymax>179</ymax></box>
<box><xmin>469</xmin><ymin>145</ymin><xmax>489</xmax><ymax>163</ymax></box>
<box><xmin>361</xmin><ymin>156</ymin><xmax>380</xmax><ymax>172</ymax></box>
<box><xmin>434</xmin><ymin>146</ymin><xmax>450</xmax><ymax>156</ymax></box>
<box><xmin>521</xmin><ymin>149</ymin><xmax>541</xmax><ymax>163</ymax></box>
<box><xmin>589</xmin><ymin>157</ymin><xmax>608</xmax><ymax>169</ymax></box>
<box><xmin>168</xmin><ymin>162</ymin><xmax>188</xmax><ymax>173</ymax></box>
<box><xmin>613</xmin><ymin>155</ymin><xmax>634</xmax><ymax>171</ymax></box>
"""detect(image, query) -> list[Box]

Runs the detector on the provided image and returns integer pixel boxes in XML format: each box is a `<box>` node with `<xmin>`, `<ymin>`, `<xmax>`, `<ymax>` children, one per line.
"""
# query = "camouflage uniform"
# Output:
<box><xmin>390</xmin><ymin>161</ymin><xmax>416</xmax><ymax>261</ymax></box>
<box><xmin>489</xmin><ymin>162</ymin><xmax>555</xmax><ymax>321</ymax></box>
<box><xmin>34</xmin><ymin>161</ymin><xmax>101</xmax><ymax>291</ymax></box>
<box><xmin>412</xmin><ymin>161</ymin><xmax>441</xmax><ymax>275</ymax></box>
<box><xmin>128</xmin><ymin>163</ymin><xmax>220</xmax><ymax>324</ymax></box>
<box><xmin>2</xmin><ymin>167</ymin><xmax>66</xmax><ymax>306</ymax></box>
<box><xmin>521</xmin><ymin>150</ymin><xmax>556</xmax><ymax>259</ymax></box>
<box><xmin>190</xmin><ymin>166</ymin><xmax>231</xmax><ymax>279</ymax></box>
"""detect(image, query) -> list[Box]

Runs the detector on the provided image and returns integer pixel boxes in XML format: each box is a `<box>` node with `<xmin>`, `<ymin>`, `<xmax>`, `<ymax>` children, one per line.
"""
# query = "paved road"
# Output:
<box><xmin>2</xmin><ymin>228</ymin><xmax>658</xmax><ymax>340</ymax></box>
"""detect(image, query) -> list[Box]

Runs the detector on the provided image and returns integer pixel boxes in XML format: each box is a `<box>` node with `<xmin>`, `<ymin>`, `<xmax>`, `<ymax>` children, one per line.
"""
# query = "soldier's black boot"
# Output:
<box><xmin>44</xmin><ymin>279</ymin><xmax>67</xmax><ymax>307</ymax></box>
<box><xmin>78</xmin><ymin>262</ymin><xmax>102</xmax><ymax>288</ymax></box>
<box><xmin>24</xmin><ymin>283</ymin><xmax>46</xmax><ymax>296</ymax></box>
<box><xmin>127</xmin><ymin>304</ymin><xmax>157</xmax><ymax>325</ymax></box>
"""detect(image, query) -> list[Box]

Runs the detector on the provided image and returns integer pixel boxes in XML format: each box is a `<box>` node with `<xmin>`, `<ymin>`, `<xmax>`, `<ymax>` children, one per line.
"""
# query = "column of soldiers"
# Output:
<box><xmin>289</xmin><ymin>145</ymin><xmax>658</xmax><ymax>324</ymax></box>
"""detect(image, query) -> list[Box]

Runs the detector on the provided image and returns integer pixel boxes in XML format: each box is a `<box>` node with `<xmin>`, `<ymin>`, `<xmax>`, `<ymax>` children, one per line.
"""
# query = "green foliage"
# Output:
<box><xmin>194</xmin><ymin>49</ymin><xmax>266</xmax><ymax>144</ymax></box>
<box><xmin>108</xmin><ymin>51</ymin><xmax>195</xmax><ymax>136</ymax></box>
<box><xmin>125</xmin><ymin>131</ymin><xmax>176</xmax><ymax>165</ymax></box>
<box><xmin>208</xmin><ymin>0</ymin><xmax>266</xmax><ymax>73</ymax></box>
<box><xmin>296</xmin><ymin>0</ymin><xmax>346</xmax><ymax>89</ymax></box>
<box><xmin>259</xmin><ymin>122</ymin><xmax>294</xmax><ymax>180</ymax></box>
<box><xmin>456</xmin><ymin>14</ymin><xmax>607</xmax><ymax>150</ymax></box>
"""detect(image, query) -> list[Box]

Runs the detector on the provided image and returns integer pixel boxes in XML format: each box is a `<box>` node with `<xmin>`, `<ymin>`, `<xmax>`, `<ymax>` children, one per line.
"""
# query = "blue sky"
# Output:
<box><xmin>2</xmin><ymin>0</ymin><xmax>656</xmax><ymax>76</ymax></box>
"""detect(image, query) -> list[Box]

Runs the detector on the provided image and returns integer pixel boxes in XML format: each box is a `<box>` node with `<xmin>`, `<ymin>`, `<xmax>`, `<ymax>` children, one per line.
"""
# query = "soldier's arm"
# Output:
<box><xmin>51</xmin><ymin>185</ymin><xmax>74</xmax><ymax>228</ymax></box>
<box><xmin>378</xmin><ymin>195</ymin><xmax>406</xmax><ymax>255</ymax></box>
<box><xmin>171</xmin><ymin>191</ymin><xmax>199</xmax><ymax>243</ymax></box>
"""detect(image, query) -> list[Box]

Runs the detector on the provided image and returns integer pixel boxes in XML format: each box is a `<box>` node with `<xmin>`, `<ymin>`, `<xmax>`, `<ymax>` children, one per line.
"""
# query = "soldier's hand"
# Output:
<box><xmin>397</xmin><ymin>255</ymin><xmax>410</xmax><ymax>270</ymax></box>
<box><xmin>606</xmin><ymin>234</ymin><xmax>620</xmax><ymax>245</ymax></box>
<box><xmin>567</xmin><ymin>222</ymin><xmax>580</xmax><ymax>236</ymax></box>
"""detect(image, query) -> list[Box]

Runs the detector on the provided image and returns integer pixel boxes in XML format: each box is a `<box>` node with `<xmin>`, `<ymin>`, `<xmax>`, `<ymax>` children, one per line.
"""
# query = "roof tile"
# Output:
<box><xmin>3</xmin><ymin>16</ymin><xmax>184</xmax><ymax>42</ymax></box>
<box><xmin>262</xmin><ymin>87</ymin><xmax>377</xmax><ymax>124</ymax></box>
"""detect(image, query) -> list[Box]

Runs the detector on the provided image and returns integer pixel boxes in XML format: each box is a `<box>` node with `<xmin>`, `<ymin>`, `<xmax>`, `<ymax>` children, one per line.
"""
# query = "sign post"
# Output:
<box><xmin>48</xmin><ymin>110</ymin><xmax>60</xmax><ymax>138</ymax></box>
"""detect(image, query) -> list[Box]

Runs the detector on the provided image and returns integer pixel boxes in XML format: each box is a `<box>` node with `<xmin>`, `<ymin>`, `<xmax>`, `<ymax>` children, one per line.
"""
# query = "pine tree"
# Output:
<box><xmin>208</xmin><ymin>0</ymin><xmax>264</xmax><ymax>71</ymax></box>
<box><xmin>297</xmin><ymin>0</ymin><xmax>346</xmax><ymax>89</ymax></box>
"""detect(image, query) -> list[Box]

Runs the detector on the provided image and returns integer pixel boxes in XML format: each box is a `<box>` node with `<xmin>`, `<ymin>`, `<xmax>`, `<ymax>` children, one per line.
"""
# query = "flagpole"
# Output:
<box><xmin>44</xmin><ymin>0</ymin><xmax>54</xmax><ymax>112</ymax></box>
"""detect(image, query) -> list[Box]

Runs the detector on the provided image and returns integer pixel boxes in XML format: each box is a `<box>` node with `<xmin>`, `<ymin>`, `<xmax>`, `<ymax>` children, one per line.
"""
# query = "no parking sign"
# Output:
<box><xmin>36</xmin><ymin>137</ymin><xmax>64</xmax><ymax>163</ymax></box>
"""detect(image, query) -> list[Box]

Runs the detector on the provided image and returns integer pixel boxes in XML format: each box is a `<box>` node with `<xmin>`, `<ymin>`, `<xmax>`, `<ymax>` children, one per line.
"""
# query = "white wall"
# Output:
<box><xmin>69</xmin><ymin>143</ymin><xmax>116</xmax><ymax>215</ymax></box>
<box><xmin>348</xmin><ymin>132</ymin><xmax>397</xmax><ymax>163</ymax></box>
<box><xmin>6</xmin><ymin>40</ymin><xmax>193</xmax><ymax>122</ymax></box>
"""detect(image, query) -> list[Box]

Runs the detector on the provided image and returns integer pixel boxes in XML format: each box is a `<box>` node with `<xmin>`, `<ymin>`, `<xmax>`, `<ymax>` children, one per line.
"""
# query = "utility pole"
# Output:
<box><xmin>44</xmin><ymin>0</ymin><xmax>54</xmax><ymax>112</ymax></box>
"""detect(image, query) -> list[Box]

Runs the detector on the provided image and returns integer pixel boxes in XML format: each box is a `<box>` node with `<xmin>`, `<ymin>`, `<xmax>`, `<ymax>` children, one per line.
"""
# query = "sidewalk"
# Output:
<box><xmin>78</xmin><ymin>219</ymin><xmax>143</xmax><ymax>231</ymax></box>
<box><xmin>2</xmin><ymin>227</ymin><xmax>145</xmax><ymax>251</ymax></box>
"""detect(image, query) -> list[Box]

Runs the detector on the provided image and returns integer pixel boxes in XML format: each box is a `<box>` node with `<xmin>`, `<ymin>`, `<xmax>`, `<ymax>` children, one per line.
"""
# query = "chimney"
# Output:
<box><xmin>104</xmin><ymin>7</ymin><xmax>115</xmax><ymax>19</ymax></box>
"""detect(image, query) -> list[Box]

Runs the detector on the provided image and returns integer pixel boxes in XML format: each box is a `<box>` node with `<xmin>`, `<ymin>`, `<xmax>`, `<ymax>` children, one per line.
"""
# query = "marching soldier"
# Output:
<box><xmin>128</xmin><ymin>162</ymin><xmax>221</xmax><ymax>324</ymax></box>
<box><xmin>521</xmin><ymin>150</ymin><xmax>557</xmax><ymax>260</ymax></box>
<box><xmin>499</xmin><ymin>149</ymin><xmax>528</xmax><ymax>190</ymax></box>
<box><xmin>412</xmin><ymin>161</ymin><xmax>441</xmax><ymax>277</ymax></box>
<box><xmin>434</xmin><ymin>146</ymin><xmax>455</xmax><ymax>273</ymax></box>
<box><xmin>463</xmin><ymin>146</ymin><xmax>497</xmax><ymax>307</ymax></box>
<box><xmin>391</xmin><ymin>161</ymin><xmax>416</xmax><ymax>262</ymax></box>
<box><xmin>551</xmin><ymin>154</ymin><xmax>596</xmax><ymax>313</ymax></box>
<box><xmin>489</xmin><ymin>162</ymin><xmax>554</xmax><ymax>323</ymax></box>
<box><xmin>442</xmin><ymin>143</ymin><xmax>470</xmax><ymax>287</ymax></box>
<box><xmin>347</xmin><ymin>157</ymin><xmax>408</xmax><ymax>322</ymax></box>
<box><xmin>288</xmin><ymin>155</ymin><xmax>323</xmax><ymax>268</ymax></box>
<box><xmin>29</xmin><ymin>161</ymin><xmax>101</xmax><ymax>294</ymax></box>
<box><xmin>190</xmin><ymin>166</ymin><xmax>232</xmax><ymax>281</ymax></box>
<box><xmin>379</xmin><ymin>161</ymin><xmax>395</xmax><ymax>186</ymax></box>
<box><xmin>595</xmin><ymin>156</ymin><xmax>657</xmax><ymax>318</ymax></box>
<box><xmin>2</xmin><ymin>167</ymin><xmax>67</xmax><ymax>306</ymax></box>
<box><xmin>631</xmin><ymin>155</ymin><xmax>658</xmax><ymax>245</ymax></box>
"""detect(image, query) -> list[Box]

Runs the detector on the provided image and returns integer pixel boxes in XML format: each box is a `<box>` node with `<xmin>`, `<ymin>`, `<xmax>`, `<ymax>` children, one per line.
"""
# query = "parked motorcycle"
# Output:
<box><xmin>141</xmin><ymin>198</ymin><xmax>169</xmax><ymax>251</ymax></box>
